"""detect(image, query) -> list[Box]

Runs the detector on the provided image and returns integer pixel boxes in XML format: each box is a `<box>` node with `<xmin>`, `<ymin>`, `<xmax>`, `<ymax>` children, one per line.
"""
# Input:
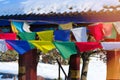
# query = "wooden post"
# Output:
<box><xmin>105</xmin><ymin>34</ymin><xmax>120</xmax><ymax>80</ymax></box>
<box><xmin>68</xmin><ymin>54</ymin><xmax>80</xmax><ymax>80</ymax></box>
<box><xmin>18</xmin><ymin>49</ymin><xmax>38</xmax><ymax>80</ymax></box>
<box><xmin>106</xmin><ymin>50</ymin><xmax>120</xmax><ymax>80</ymax></box>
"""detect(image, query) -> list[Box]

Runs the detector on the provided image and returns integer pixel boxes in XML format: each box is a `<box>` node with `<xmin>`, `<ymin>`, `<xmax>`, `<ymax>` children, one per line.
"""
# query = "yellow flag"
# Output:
<box><xmin>11</xmin><ymin>22</ymin><xmax>19</xmax><ymax>33</ymax></box>
<box><xmin>29</xmin><ymin>40</ymin><xmax>55</xmax><ymax>53</ymax></box>
<box><xmin>37</xmin><ymin>30</ymin><xmax>53</xmax><ymax>41</ymax></box>
<box><xmin>59</xmin><ymin>22</ymin><xmax>73</xmax><ymax>30</ymax></box>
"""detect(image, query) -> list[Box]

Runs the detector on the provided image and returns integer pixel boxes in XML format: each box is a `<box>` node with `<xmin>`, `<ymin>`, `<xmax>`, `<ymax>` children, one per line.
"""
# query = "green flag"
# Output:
<box><xmin>18</xmin><ymin>32</ymin><xmax>36</xmax><ymax>40</ymax></box>
<box><xmin>53</xmin><ymin>41</ymin><xmax>77</xmax><ymax>59</ymax></box>
<box><xmin>18</xmin><ymin>32</ymin><xmax>36</xmax><ymax>48</ymax></box>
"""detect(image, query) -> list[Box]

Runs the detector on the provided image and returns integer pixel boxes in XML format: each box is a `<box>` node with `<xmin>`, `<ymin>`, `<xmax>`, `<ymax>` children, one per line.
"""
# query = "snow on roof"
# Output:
<box><xmin>0</xmin><ymin>0</ymin><xmax>120</xmax><ymax>16</ymax></box>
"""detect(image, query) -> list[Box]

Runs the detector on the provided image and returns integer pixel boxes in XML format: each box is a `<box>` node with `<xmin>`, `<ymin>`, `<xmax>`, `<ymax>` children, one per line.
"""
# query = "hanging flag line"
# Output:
<box><xmin>11</xmin><ymin>21</ymin><xmax>120</xmax><ymax>41</ymax></box>
<box><xmin>1</xmin><ymin>20</ymin><xmax>120</xmax><ymax>59</ymax></box>
<box><xmin>0</xmin><ymin>39</ymin><xmax>120</xmax><ymax>59</ymax></box>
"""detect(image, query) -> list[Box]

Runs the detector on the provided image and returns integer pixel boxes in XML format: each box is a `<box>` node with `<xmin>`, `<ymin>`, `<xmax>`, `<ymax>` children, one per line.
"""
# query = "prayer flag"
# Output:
<box><xmin>18</xmin><ymin>32</ymin><xmax>36</xmax><ymax>48</ymax></box>
<box><xmin>59</xmin><ymin>22</ymin><xmax>73</xmax><ymax>30</ymax></box>
<box><xmin>106</xmin><ymin>26</ymin><xmax>117</xmax><ymax>39</ymax></box>
<box><xmin>102</xmin><ymin>23</ymin><xmax>113</xmax><ymax>37</ymax></box>
<box><xmin>76</xmin><ymin>42</ymin><xmax>102</xmax><ymax>52</ymax></box>
<box><xmin>29</xmin><ymin>40</ymin><xmax>55</xmax><ymax>53</ymax></box>
<box><xmin>6</xmin><ymin>43</ymin><xmax>13</xmax><ymax>50</ymax></box>
<box><xmin>11</xmin><ymin>21</ymin><xmax>24</xmax><ymax>32</ymax></box>
<box><xmin>103</xmin><ymin>22</ymin><xmax>117</xmax><ymax>39</ymax></box>
<box><xmin>88</xmin><ymin>23</ymin><xmax>104</xmax><ymax>41</ymax></box>
<box><xmin>1</xmin><ymin>28</ymin><xmax>10</xmax><ymax>33</ymax></box>
<box><xmin>6</xmin><ymin>40</ymin><xmax>31</xmax><ymax>54</ymax></box>
<box><xmin>0</xmin><ymin>33</ymin><xmax>16</xmax><ymax>40</ymax></box>
<box><xmin>18</xmin><ymin>32</ymin><xmax>36</xmax><ymax>40</ymax></box>
<box><xmin>37</xmin><ymin>30</ymin><xmax>53</xmax><ymax>41</ymax></box>
<box><xmin>113</xmin><ymin>22</ymin><xmax>120</xmax><ymax>34</ymax></box>
<box><xmin>23</xmin><ymin>22</ymin><xmax>31</xmax><ymax>32</ymax></box>
<box><xmin>0</xmin><ymin>33</ymin><xmax>17</xmax><ymax>50</ymax></box>
<box><xmin>53</xmin><ymin>41</ymin><xmax>77</xmax><ymax>59</ymax></box>
<box><xmin>58</xmin><ymin>26</ymin><xmax>63</xmax><ymax>30</ymax></box>
<box><xmin>11</xmin><ymin>22</ymin><xmax>19</xmax><ymax>33</ymax></box>
<box><xmin>0</xmin><ymin>39</ymin><xmax>8</xmax><ymax>52</ymax></box>
<box><xmin>54</xmin><ymin>30</ymin><xmax>70</xmax><ymax>41</ymax></box>
<box><xmin>71</xmin><ymin>27</ymin><xmax>87</xmax><ymax>42</ymax></box>
<box><xmin>101</xmin><ymin>42</ymin><xmax>120</xmax><ymax>50</ymax></box>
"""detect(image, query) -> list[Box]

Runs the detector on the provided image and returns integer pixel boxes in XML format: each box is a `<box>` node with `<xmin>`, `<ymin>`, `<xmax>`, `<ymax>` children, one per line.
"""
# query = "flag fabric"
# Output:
<box><xmin>18</xmin><ymin>32</ymin><xmax>36</xmax><ymax>40</ymax></box>
<box><xmin>58</xmin><ymin>26</ymin><xmax>63</xmax><ymax>30</ymax></box>
<box><xmin>106</xmin><ymin>26</ymin><xmax>117</xmax><ymax>39</ymax></box>
<box><xmin>102</xmin><ymin>23</ymin><xmax>113</xmax><ymax>37</ymax></box>
<box><xmin>11</xmin><ymin>21</ymin><xmax>24</xmax><ymax>32</ymax></box>
<box><xmin>71</xmin><ymin>27</ymin><xmax>87</xmax><ymax>42</ymax></box>
<box><xmin>29</xmin><ymin>40</ymin><xmax>55</xmax><ymax>53</ymax></box>
<box><xmin>88</xmin><ymin>23</ymin><xmax>104</xmax><ymax>41</ymax></box>
<box><xmin>0</xmin><ymin>33</ymin><xmax>17</xmax><ymax>50</ymax></box>
<box><xmin>1</xmin><ymin>28</ymin><xmax>10</xmax><ymax>33</ymax></box>
<box><xmin>0</xmin><ymin>39</ymin><xmax>8</xmax><ymax>52</ymax></box>
<box><xmin>53</xmin><ymin>41</ymin><xmax>77</xmax><ymax>59</ymax></box>
<box><xmin>6</xmin><ymin>40</ymin><xmax>31</xmax><ymax>54</ymax></box>
<box><xmin>18</xmin><ymin>32</ymin><xmax>36</xmax><ymax>48</ymax></box>
<box><xmin>103</xmin><ymin>22</ymin><xmax>117</xmax><ymax>39</ymax></box>
<box><xmin>6</xmin><ymin>43</ymin><xmax>13</xmax><ymax>50</ymax></box>
<box><xmin>37</xmin><ymin>30</ymin><xmax>54</xmax><ymax>41</ymax></box>
<box><xmin>76</xmin><ymin>42</ymin><xmax>102</xmax><ymax>52</ymax></box>
<box><xmin>11</xmin><ymin>22</ymin><xmax>19</xmax><ymax>33</ymax></box>
<box><xmin>101</xmin><ymin>42</ymin><xmax>120</xmax><ymax>50</ymax></box>
<box><xmin>54</xmin><ymin>30</ymin><xmax>70</xmax><ymax>41</ymax></box>
<box><xmin>23</xmin><ymin>22</ymin><xmax>31</xmax><ymax>32</ymax></box>
<box><xmin>113</xmin><ymin>22</ymin><xmax>120</xmax><ymax>34</ymax></box>
<box><xmin>0</xmin><ymin>33</ymin><xmax>16</xmax><ymax>40</ymax></box>
<box><xmin>59</xmin><ymin>22</ymin><xmax>73</xmax><ymax>30</ymax></box>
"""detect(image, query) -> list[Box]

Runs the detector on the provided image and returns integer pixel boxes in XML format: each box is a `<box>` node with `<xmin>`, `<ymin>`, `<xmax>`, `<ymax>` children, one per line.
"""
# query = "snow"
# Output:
<box><xmin>87</xmin><ymin>58</ymin><xmax>106</xmax><ymax>80</ymax></box>
<box><xmin>0</xmin><ymin>0</ymin><xmax>120</xmax><ymax>16</ymax></box>
<box><xmin>0</xmin><ymin>58</ymin><xmax>106</xmax><ymax>80</ymax></box>
<box><xmin>37</xmin><ymin>63</ymin><xmax>69</xmax><ymax>79</ymax></box>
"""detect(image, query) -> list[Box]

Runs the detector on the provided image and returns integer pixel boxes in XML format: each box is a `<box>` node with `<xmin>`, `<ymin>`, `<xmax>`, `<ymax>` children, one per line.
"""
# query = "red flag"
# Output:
<box><xmin>76</xmin><ymin>42</ymin><xmax>102</xmax><ymax>52</ymax></box>
<box><xmin>88</xmin><ymin>23</ymin><xmax>104</xmax><ymax>41</ymax></box>
<box><xmin>0</xmin><ymin>33</ymin><xmax>16</xmax><ymax>40</ymax></box>
<box><xmin>0</xmin><ymin>33</ymin><xmax>17</xmax><ymax>50</ymax></box>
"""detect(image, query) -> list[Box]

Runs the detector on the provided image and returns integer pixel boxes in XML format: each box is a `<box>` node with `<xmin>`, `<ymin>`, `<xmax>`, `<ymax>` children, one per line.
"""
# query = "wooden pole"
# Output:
<box><xmin>18</xmin><ymin>49</ymin><xmax>38</xmax><ymax>80</ymax></box>
<box><xmin>105</xmin><ymin>34</ymin><xmax>120</xmax><ymax>80</ymax></box>
<box><xmin>106</xmin><ymin>50</ymin><xmax>120</xmax><ymax>80</ymax></box>
<box><xmin>68</xmin><ymin>54</ymin><xmax>80</xmax><ymax>80</ymax></box>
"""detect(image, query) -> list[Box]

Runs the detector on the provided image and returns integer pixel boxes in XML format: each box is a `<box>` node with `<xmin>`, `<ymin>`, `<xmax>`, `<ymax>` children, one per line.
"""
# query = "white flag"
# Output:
<box><xmin>71</xmin><ymin>27</ymin><xmax>87</xmax><ymax>42</ymax></box>
<box><xmin>0</xmin><ymin>39</ymin><xmax>8</xmax><ymax>53</ymax></box>
<box><xmin>113</xmin><ymin>22</ymin><xmax>120</xmax><ymax>34</ymax></box>
<box><xmin>101</xmin><ymin>42</ymin><xmax>120</xmax><ymax>50</ymax></box>
<box><xmin>23</xmin><ymin>22</ymin><xmax>31</xmax><ymax>32</ymax></box>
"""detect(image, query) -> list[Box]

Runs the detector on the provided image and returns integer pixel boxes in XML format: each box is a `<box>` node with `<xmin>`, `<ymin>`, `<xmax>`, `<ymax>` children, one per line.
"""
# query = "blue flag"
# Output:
<box><xmin>11</xmin><ymin>21</ymin><xmax>24</xmax><ymax>32</ymax></box>
<box><xmin>54</xmin><ymin>30</ymin><xmax>70</xmax><ymax>41</ymax></box>
<box><xmin>6</xmin><ymin>40</ymin><xmax>31</xmax><ymax>54</ymax></box>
